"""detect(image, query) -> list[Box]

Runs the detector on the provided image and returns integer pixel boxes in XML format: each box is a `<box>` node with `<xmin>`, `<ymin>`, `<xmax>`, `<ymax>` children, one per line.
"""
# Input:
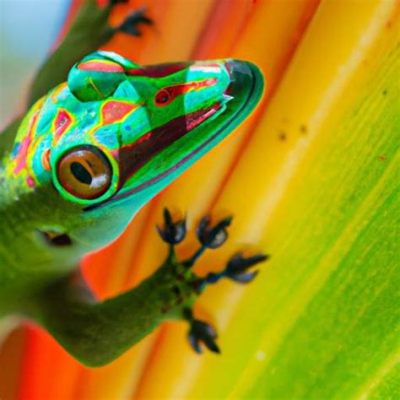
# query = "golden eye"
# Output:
<box><xmin>57</xmin><ymin>146</ymin><xmax>112</xmax><ymax>200</ymax></box>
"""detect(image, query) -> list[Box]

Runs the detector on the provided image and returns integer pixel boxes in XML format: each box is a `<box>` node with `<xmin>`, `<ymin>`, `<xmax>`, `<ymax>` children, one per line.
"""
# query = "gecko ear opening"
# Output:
<box><xmin>67</xmin><ymin>51</ymin><xmax>140</xmax><ymax>102</ymax></box>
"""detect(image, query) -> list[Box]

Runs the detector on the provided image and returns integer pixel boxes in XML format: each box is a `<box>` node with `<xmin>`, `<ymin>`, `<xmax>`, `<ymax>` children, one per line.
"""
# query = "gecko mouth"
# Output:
<box><xmin>86</xmin><ymin>60</ymin><xmax>263</xmax><ymax>211</ymax></box>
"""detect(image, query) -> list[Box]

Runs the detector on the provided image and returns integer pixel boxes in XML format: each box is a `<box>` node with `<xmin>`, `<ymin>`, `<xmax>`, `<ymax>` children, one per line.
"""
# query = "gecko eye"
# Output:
<box><xmin>56</xmin><ymin>146</ymin><xmax>112</xmax><ymax>200</ymax></box>
<box><xmin>155</xmin><ymin>89</ymin><xmax>172</xmax><ymax>106</ymax></box>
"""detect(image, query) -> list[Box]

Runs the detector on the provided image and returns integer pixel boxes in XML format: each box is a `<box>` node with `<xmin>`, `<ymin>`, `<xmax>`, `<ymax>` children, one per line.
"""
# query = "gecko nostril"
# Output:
<box><xmin>155</xmin><ymin>89</ymin><xmax>172</xmax><ymax>106</ymax></box>
<box><xmin>224</xmin><ymin>82</ymin><xmax>234</xmax><ymax>96</ymax></box>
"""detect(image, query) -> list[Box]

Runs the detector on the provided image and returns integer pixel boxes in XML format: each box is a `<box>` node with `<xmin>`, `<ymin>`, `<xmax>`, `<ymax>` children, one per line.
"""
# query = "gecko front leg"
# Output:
<box><xmin>28</xmin><ymin>209</ymin><xmax>267</xmax><ymax>366</ymax></box>
<box><xmin>158</xmin><ymin>209</ymin><xmax>268</xmax><ymax>353</ymax></box>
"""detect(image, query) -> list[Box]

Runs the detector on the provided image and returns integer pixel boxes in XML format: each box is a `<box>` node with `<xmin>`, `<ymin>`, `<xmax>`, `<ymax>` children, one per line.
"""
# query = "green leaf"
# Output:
<box><xmin>232</xmin><ymin>26</ymin><xmax>400</xmax><ymax>400</ymax></box>
<box><xmin>184</xmin><ymin>10</ymin><xmax>400</xmax><ymax>399</ymax></box>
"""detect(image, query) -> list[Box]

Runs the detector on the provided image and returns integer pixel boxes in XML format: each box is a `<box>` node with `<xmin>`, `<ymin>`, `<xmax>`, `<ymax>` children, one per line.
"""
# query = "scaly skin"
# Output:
<box><xmin>0</xmin><ymin>1</ymin><xmax>265</xmax><ymax>366</ymax></box>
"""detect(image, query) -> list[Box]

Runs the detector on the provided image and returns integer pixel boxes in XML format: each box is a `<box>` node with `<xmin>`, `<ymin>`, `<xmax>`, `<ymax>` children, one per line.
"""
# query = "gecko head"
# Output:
<box><xmin>10</xmin><ymin>51</ymin><xmax>264</xmax><ymax>249</ymax></box>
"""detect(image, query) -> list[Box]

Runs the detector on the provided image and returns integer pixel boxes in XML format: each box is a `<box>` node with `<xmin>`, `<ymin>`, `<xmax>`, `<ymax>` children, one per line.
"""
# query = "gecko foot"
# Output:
<box><xmin>116</xmin><ymin>7</ymin><xmax>153</xmax><ymax>36</ymax></box>
<box><xmin>157</xmin><ymin>208</ymin><xmax>269</xmax><ymax>354</ymax></box>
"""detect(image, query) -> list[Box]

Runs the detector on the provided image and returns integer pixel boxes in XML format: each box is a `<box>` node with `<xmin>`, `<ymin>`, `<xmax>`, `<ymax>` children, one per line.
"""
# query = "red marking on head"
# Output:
<box><xmin>137</xmin><ymin>131</ymin><xmax>153</xmax><ymax>144</ymax></box>
<box><xmin>126</xmin><ymin>63</ymin><xmax>188</xmax><ymax>78</ymax></box>
<box><xmin>154</xmin><ymin>78</ymin><xmax>217</xmax><ymax>106</ymax></box>
<box><xmin>102</xmin><ymin>101</ymin><xmax>136</xmax><ymax>124</ymax></box>
<box><xmin>14</xmin><ymin>112</ymin><xmax>39</xmax><ymax>174</ymax></box>
<box><xmin>78</xmin><ymin>60</ymin><xmax>124</xmax><ymax>73</ymax></box>
<box><xmin>117</xmin><ymin>103</ymin><xmax>222</xmax><ymax>184</ymax></box>
<box><xmin>26</xmin><ymin>176</ymin><xmax>35</xmax><ymax>188</ymax></box>
<box><xmin>54</xmin><ymin>110</ymin><xmax>72</xmax><ymax>140</ymax></box>
<box><xmin>185</xmin><ymin>103</ymin><xmax>221</xmax><ymax>130</ymax></box>
<box><xmin>42</xmin><ymin>149</ymin><xmax>51</xmax><ymax>171</ymax></box>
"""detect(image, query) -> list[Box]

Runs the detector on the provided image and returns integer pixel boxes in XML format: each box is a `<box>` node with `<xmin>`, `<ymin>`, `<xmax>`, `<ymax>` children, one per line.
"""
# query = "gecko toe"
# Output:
<box><xmin>224</xmin><ymin>253</ymin><xmax>269</xmax><ymax>283</ymax></box>
<box><xmin>188</xmin><ymin>319</ymin><xmax>220</xmax><ymax>354</ymax></box>
<box><xmin>157</xmin><ymin>208</ymin><xmax>186</xmax><ymax>245</ymax></box>
<box><xmin>196</xmin><ymin>215</ymin><xmax>232</xmax><ymax>249</ymax></box>
<box><xmin>117</xmin><ymin>7</ymin><xmax>153</xmax><ymax>37</ymax></box>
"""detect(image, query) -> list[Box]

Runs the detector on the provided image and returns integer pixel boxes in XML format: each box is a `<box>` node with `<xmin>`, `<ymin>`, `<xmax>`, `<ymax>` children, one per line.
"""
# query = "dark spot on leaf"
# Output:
<box><xmin>278</xmin><ymin>131</ymin><xmax>287</xmax><ymax>141</ymax></box>
<box><xmin>300</xmin><ymin>124</ymin><xmax>308</xmax><ymax>134</ymax></box>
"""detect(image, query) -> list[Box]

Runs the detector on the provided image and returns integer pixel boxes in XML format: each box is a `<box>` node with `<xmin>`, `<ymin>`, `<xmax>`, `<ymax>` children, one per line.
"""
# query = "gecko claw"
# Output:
<box><xmin>196</xmin><ymin>215</ymin><xmax>232</xmax><ymax>249</ymax></box>
<box><xmin>157</xmin><ymin>208</ymin><xmax>186</xmax><ymax>245</ymax></box>
<box><xmin>188</xmin><ymin>319</ymin><xmax>220</xmax><ymax>354</ymax></box>
<box><xmin>224</xmin><ymin>253</ymin><xmax>269</xmax><ymax>283</ymax></box>
<box><xmin>117</xmin><ymin>7</ymin><xmax>153</xmax><ymax>37</ymax></box>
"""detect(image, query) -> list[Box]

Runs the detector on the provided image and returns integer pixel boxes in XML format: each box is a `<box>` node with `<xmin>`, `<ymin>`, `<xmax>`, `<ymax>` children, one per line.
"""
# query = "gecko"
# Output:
<box><xmin>0</xmin><ymin>0</ymin><xmax>266</xmax><ymax>366</ymax></box>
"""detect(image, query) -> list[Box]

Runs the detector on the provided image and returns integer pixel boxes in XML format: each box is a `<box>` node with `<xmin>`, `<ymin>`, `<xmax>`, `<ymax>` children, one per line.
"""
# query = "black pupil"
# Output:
<box><xmin>70</xmin><ymin>162</ymin><xmax>92</xmax><ymax>185</ymax></box>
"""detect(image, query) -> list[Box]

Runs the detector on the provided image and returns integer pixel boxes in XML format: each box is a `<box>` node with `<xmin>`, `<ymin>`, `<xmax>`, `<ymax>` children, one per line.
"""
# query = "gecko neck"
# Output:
<box><xmin>0</xmin><ymin>160</ymin><xmax>81</xmax><ymax>282</ymax></box>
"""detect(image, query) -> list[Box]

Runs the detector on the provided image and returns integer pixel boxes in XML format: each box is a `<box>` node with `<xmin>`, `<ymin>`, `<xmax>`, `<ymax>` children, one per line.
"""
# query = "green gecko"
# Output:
<box><xmin>0</xmin><ymin>1</ymin><xmax>266</xmax><ymax>366</ymax></box>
